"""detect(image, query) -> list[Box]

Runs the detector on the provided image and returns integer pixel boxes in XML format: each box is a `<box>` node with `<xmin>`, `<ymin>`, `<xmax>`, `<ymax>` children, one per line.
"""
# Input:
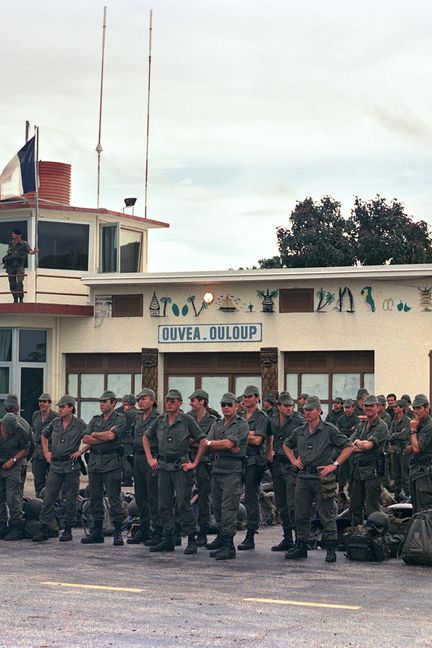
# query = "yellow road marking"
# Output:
<box><xmin>42</xmin><ymin>581</ymin><xmax>145</xmax><ymax>593</ymax></box>
<box><xmin>243</xmin><ymin>597</ymin><xmax>360</xmax><ymax>610</ymax></box>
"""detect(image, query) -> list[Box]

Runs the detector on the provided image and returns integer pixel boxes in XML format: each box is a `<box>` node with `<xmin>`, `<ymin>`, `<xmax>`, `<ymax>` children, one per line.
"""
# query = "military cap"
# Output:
<box><xmin>363</xmin><ymin>394</ymin><xmax>378</xmax><ymax>406</ymax></box>
<box><xmin>304</xmin><ymin>396</ymin><xmax>321</xmax><ymax>410</ymax></box>
<box><xmin>99</xmin><ymin>390</ymin><xmax>117</xmax><ymax>401</ymax></box>
<box><xmin>122</xmin><ymin>394</ymin><xmax>137</xmax><ymax>406</ymax></box>
<box><xmin>278</xmin><ymin>391</ymin><xmax>294</xmax><ymax>406</ymax></box>
<box><xmin>220</xmin><ymin>392</ymin><xmax>237</xmax><ymax>404</ymax></box>
<box><xmin>243</xmin><ymin>385</ymin><xmax>260</xmax><ymax>397</ymax></box>
<box><xmin>333</xmin><ymin>397</ymin><xmax>343</xmax><ymax>404</ymax></box>
<box><xmin>137</xmin><ymin>388</ymin><xmax>156</xmax><ymax>401</ymax></box>
<box><xmin>299</xmin><ymin>393</ymin><xmax>309</xmax><ymax>400</ymax></box>
<box><xmin>377</xmin><ymin>395</ymin><xmax>387</xmax><ymax>405</ymax></box>
<box><xmin>356</xmin><ymin>388</ymin><xmax>369</xmax><ymax>399</ymax></box>
<box><xmin>236</xmin><ymin>396</ymin><xmax>244</xmax><ymax>404</ymax></box>
<box><xmin>0</xmin><ymin>412</ymin><xmax>17</xmax><ymax>433</ymax></box>
<box><xmin>343</xmin><ymin>399</ymin><xmax>354</xmax><ymax>407</ymax></box>
<box><xmin>56</xmin><ymin>395</ymin><xmax>76</xmax><ymax>407</ymax></box>
<box><xmin>413</xmin><ymin>394</ymin><xmax>429</xmax><ymax>407</ymax></box>
<box><xmin>396</xmin><ymin>399</ymin><xmax>408</xmax><ymax>409</ymax></box>
<box><xmin>3</xmin><ymin>395</ymin><xmax>19</xmax><ymax>412</ymax></box>
<box><xmin>263</xmin><ymin>393</ymin><xmax>277</xmax><ymax>405</ymax></box>
<box><xmin>189</xmin><ymin>389</ymin><xmax>209</xmax><ymax>401</ymax></box>
<box><xmin>401</xmin><ymin>394</ymin><xmax>411</xmax><ymax>404</ymax></box>
<box><xmin>165</xmin><ymin>389</ymin><xmax>182</xmax><ymax>400</ymax></box>
<box><xmin>38</xmin><ymin>392</ymin><xmax>52</xmax><ymax>402</ymax></box>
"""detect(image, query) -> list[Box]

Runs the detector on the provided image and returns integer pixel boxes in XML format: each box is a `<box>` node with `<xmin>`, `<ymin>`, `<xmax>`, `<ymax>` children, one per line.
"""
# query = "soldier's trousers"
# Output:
<box><xmin>0</xmin><ymin>463</ymin><xmax>24</xmax><ymax>524</ymax></box>
<box><xmin>158</xmin><ymin>468</ymin><xmax>196</xmax><ymax>535</ymax></box>
<box><xmin>88</xmin><ymin>469</ymin><xmax>123</xmax><ymax>528</ymax></box>
<box><xmin>40</xmin><ymin>467</ymin><xmax>80</xmax><ymax>527</ymax></box>
<box><xmin>295</xmin><ymin>476</ymin><xmax>337</xmax><ymax>541</ymax></box>
<box><xmin>392</xmin><ymin>453</ymin><xmax>410</xmax><ymax>495</ymax></box>
<box><xmin>349</xmin><ymin>476</ymin><xmax>382</xmax><ymax>525</ymax></box>
<box><xmin>32</xmin><ymin>456</ymin><xmax>50</xmax><ymax>497</ymax></box>
<box><xmin>133</xmin><ymin>453</ymin><xmax>160</xmax><ymax>530</ymax></box>
<box><xmin>410</xmin><ymin>473</ymin><xmax>432</xmax><ymax>514</ymax></box>
<box><xmin>211</xmin><ymin>472</ymin><xmax>242</xmax><ymax>537</ymax></box>
<box><xmin>7</xmin><ymin>266</ymin><xmax>25</xmax><ymax>300</ymax></box>
<box><xmin>272</xmin><ymin>461</ymin><xmax>296</xmax><ymax>531</ymax></box>
<box><xmin>196</xmin><ymin>461</ymin><xmax>211</xmax><ymax>532</ymax></box>
<box><xmin>243</xmin><ymin>463</ymin><xmax>264</xmax><ymax>531</ymax></box>
<box><xmin>122</xmin><ymin>443</ymin><xmax>134</xmax><ymax>483</ymax></box>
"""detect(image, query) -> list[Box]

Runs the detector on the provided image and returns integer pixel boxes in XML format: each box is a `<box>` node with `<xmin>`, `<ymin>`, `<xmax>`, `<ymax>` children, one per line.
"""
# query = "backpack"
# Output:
<box><xmin>344</xmin><ymin>524</ymin><xmax>391</xmax><ymax>561</ymax></box>
<box><xmin>402</xmin><ymin>509</ymin><xmax>432</xmax><ymax>566</ymax></box>
<box><xmin>81</xmin><ymin>497</ymin><xmax>114</xmax><ymax>536</ymax></box>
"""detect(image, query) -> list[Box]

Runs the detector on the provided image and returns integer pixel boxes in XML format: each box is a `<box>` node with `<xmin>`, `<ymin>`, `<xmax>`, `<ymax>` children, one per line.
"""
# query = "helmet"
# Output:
<box><xmin>23</xmin><ymin>498</ymin><xmax>43</xmax><ymax>520</ymax></box>
<box><xmin>366</xmin><ymin>511</ymin><xmax>389</xmax><ymax>533</ymax></box>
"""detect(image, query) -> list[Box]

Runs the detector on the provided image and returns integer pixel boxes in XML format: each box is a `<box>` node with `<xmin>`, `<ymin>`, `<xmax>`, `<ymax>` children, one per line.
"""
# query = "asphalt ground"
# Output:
<box><xmin>1</xmin><ymin>525</ymin><xmax>431</xmax><ymax>648</ymax></box>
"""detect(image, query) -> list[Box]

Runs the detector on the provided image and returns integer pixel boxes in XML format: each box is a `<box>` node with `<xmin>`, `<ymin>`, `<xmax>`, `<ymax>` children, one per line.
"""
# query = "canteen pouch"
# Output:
<box><xmin>319</xmin><ymin>473</ymin><xmax>337</xmax><ymax>501</ymax></box>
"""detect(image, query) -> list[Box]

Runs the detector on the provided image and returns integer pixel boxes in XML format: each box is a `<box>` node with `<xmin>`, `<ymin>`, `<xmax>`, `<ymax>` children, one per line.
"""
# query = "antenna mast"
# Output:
<box><xmin>96</xmin><ymin>6</ymin><xmax>107</xmax><ymax>209</ymax></box>
<box><xmin>144</xmin><ymin>9</ymin><xmax>153</xmax><ymax>219</ymax></box>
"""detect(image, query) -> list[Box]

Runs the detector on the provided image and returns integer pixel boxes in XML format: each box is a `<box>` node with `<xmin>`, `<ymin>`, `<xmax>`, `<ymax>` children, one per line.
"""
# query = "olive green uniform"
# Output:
<box><xmin>389</xmin><ymin>414</ymin><xmax>411</xmax><ymax>496</ymax></box>
<box><xmin>244</xmin><ymin>409</ymin><xmax>270</xmax><ymax>532</ymax></box>
<box><xmin>132</xmin><ymin>408</ymin><xmax>160</xmax><ymax>532</ymax></box>
<box><xmin>122</xmin><ymin>406</ymin><xmax>139</xmax><ymax>484</ymax></box>
<box><xmin>269</xmin><ymin>411</ymin><xmax>303</xmax><ymax>533</ymax></box>
<box><xmin>409</xmin><ymin>415</ymin><xmax>432</xmax><ymax>513</ymax></box>
<box><xmin>208</xmin><ymin>415</ymin><xmax>249</xmax><ymax>537</ymax></box>
<box><xmin>325</xmin><ymin>409</ymin><xmax>344</xmax><ymax>426</ymax></box>
<box><xmin>31</xmin><ymin>409</ymin><xmax>58</xmax><ymax>497</ymax></box>
<box><xmin>0</xmin><ymin>418</ymin><xmax>29</xmax><ymax>526</ymax></box>
<box><xmin>349</xmin><ymin>417</ymin><xmax>388</xmax><ymax>524</ymax></box>
<box><xmin>3</xmin><ymin>239</ymin><xmax>31</xmax><ymax>301</ymax></box>
<box><xmin>86</xmin><ymin>410</ymin><xmax>126</xmax><ymax>529</ymax></box>
<box><xmin>189</xmin><ymin>410</ymin><xmax>216</xmax><ymax>534</ymax></box>
<box><xmin>285</xmin><ymin>419</ymin><xmax>351</xmax><ymax>542</ymax></box>
<box><xmin>336</xmin><ymin>411</ymin><xmax>360</xmax><ymax>489</ymax></box>
<box><xmin>40</xmin><ymin>416</ymin><xmax>86</xmax><ymax>527</ymax></box>
<box><xmin>145</xmin><ymin>412</ymin><xmax>205</xmax><ymax>535</ymax></box>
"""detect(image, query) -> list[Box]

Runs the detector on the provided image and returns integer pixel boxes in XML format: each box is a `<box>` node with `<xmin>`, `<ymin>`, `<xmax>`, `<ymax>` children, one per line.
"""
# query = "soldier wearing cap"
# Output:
<box><xmin>325</xmin><ymin>397</ymin><xmax>344</xmax><ymax>426</ymax></box>
<box><xmin>31</xmin><ymin>393</ymin><xmax>57</xmax><ymax>498</ymax></box>
<box><xmin>80</xmin><ymin>390</ymin><xmax>126</xmax><ymax>546</ymax></box>
<box><xmin>377</xmin><ymin>395</ymin><xmax>392</xmax><ymax>427</ymax></box>
<box><xmin>143</xmin><ymin>389</ymin><xmax>207</xmax><ymax>554</ymax></box>
<box><xmin>389</xmin><ymin>399</ymin><xmax>411</xmax><ymax>501</ymax></box>
<box><xmin>119</xmin><ymin>394</ymin><xmax>139</xmax><ymax>487</ymax></box>
<box><xmin>284</xmin><ymin>396</ymin><xmax>353</xmax><ymax>562</ymax></box>
<box><xmin>127</xmin><ymin>388</ymin><xmax>161</xmax><ymax>545</ymax></box>
<box><xmin>349</xmin><ymin>395</ymin><xmax>388</xmax><ymax>524</ymax></box>
<box><xmin>237</xmin><ymin>385</ymin><xmax>271</xmax><ymax>551</ymax></box>
<box><xmin>268</xmin><ymin>391</ymin><xmax>304</xmax><ymax>552</ymax></box>
<box><xmin>386</xmin><ymin>393</ymin><xmax>397</xmax><ymax>421</ymax></box>
<box><xmin>297</xmin><ymin>393</ymin><xmax>309</xmax><ymax>416</ymax></box>
<box><xmin>376</xmin><ymin>395</ymin><xmax>391</xmax><ymax>489</ymax></box>
<box><xmin>354</xmin><ymin>388</ymin><xmax>369</xmax><ymax>417</ymax></box>
<box><xmin>263</xmin><ymin>392</ymin><xmax>279</xmax><ymax>419</ymax></box>
<box><xmin>336</xmin><ymin>399</ymin><xmax>360</xmax><ymax>491</ymax></box>
<box><xmin>33</xmin><ymin>396</ymin><xmax>86</xmax><ymax>542</ymax></box>
<box><xmin>188</xmin><ymin>389</ymin><xmax>217</xmax><ymax>547</ymax></box>
<box><xmin>198</xmin><ymin>392</ymin><xmax>249</xmax><ymax>560</ymax></box>
<box><xmin>405</xmin><ymin>394</ymin><xmax>432</xmax><ymax>513</ymax></box>
<box><xmin>0</xmin><ymin>413</ymin><xmax>29</xmax><ymax>540</ymax></box>
<box><xmin>400</xmin><ymin>394</ymin><xmax>414</xmax><ymax>419</ymax></box>
<box><xmin>3</xmin><ymin>394</ymin><xmax>35</xmax><ymax>492</ymax></box>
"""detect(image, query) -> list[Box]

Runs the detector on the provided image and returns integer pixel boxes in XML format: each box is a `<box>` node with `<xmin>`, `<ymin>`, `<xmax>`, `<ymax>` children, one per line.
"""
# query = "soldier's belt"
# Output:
<box><xmin>273</xmin><ymin>455</ymin><xmax>291</xmax><ymax>464</ymax></box>
<box><xmin>52</xmin><ymin>456</ymin><xmax>77</xmax><ymax>462</ymax></box>
<box><xmin>135</xmin><ymin>449</ymin><xmax>145</xmax><ymax>455</ymax></box>
<box><xmin>158</xmin><ymin>454</ymin><xmax>185</xmax><ymax>463</ymax></box>
<box><xmin>90</xmin><ymin>447</ymin><xmax>121</xmax><ymax>455</ymax></box>
<box><xmin>299</xmin><ymin>466</ymin><xmax>318</xmax><ymax>474</ymax></box>
<box><xmin>210</xmin><ymin>454</ymin><xmax>243</xmax><ymax>462</ymax></box>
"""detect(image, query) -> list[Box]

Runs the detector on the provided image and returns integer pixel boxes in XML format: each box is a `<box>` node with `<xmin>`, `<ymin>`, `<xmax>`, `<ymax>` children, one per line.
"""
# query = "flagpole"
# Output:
<box><xmin>144</xmin><ymin>9</ymin><xmax>153</xmax><ymax>220</ymax></box>
<box><xmin>96</xmin><ymin>6</ymin><xmax>107</xmax><ymax>209</ymax></box>
<box><xmin>34</xmin><ymin>126</ymin><xmax>40</xmax><ymax>302</ymax></box>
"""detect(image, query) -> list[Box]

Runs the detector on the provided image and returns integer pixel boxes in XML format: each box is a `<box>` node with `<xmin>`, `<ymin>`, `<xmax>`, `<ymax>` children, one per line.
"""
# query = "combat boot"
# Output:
<box><xmin>215</xmin><ymin>535</ymin><xmax>236</xmax><ymax>561</ymax></box>
<box><xmin>81</xmin><ymin>522</ymin><xmax>104</xmax><ymax>544</ymax></box>
<box><xmin>285</xmin><ymin>540</ymin><xmax>308</xmax><ymax>560</ymax></box>
<box><xmin>149</xmin><ymin>530</ymin><xmax>175</xmax><ymax>552</ymax></box>
<box><xmin>325</xmin><ymin>540</ymin><xmax>337</xmax><ymax>563</ymax></box>
<box><xmin>196</xmin><ymin>529</ymin><xmax>208</xmax><ymax>547</ymax></box>
<box><xmin>237</xmin><ymin>529</ymin><xmax>256</xmax><ymax>551</ymax></box>
<box><xmin>271</xmin><ymin>527</ymin><xmax>294</xmax><ymax>552</ymax></box>
<box><xmin>205</xmin><ymin>533</ymin><xmax>223</xmax><ymax>550</ymax></box>
<box><xmin>184</xmin><ymin>534</ymin><xmax>198</xmax><ymax>555</ymax></box>
<box><xmin>0</xmin><ymin>522</ymin><xmax>8</xmax><ymax>539</ymax></box>
<box><xmin>144</xmin><ymin>526</ymin><xmax>163</xmax><ymax>547</ymax></box>
<box><xmin>32</xmin><ymin>523</ymin><xmax>50</xmax><ymax>542</ymax></box>
<box><xmin>127</xmin><ymin>527</ymin><xmax>150</xmax><ymax>544</ymax></box>
<box><xmin>113</xmin><ymin>527</ymin><xmax>124</xmax><ymax>546</ymax></box>
<box><xmin>174</xmin><ymin>523</ymin><xmax>182</xmax><ymax>546</ymax></box>
<box><xmin>3</xmin><ymin>522</ymin><xmax>24</xmax><ymax>541</ymax></box>
<box><xmin>59</xmin><ymin>526</ymin><xmax>73</xmax><ymax>542</ymax></box>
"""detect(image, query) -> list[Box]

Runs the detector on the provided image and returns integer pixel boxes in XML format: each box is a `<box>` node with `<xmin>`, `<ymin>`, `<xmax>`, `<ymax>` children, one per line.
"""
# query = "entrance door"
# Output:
<box><xmin>20</xmin><ymin>367</ymin><xmax>44</xmax><ymax>423</ymax></box>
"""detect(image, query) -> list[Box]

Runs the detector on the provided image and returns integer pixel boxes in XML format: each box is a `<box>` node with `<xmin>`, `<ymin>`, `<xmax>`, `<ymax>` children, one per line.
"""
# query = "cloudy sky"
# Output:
<box><xmin>2</xmin><ymin>0</ymin><xmax>432</xmax><ymax>271</ymax></box>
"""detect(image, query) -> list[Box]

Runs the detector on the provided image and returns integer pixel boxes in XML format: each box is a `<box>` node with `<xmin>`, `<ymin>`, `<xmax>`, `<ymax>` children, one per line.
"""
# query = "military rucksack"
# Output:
<box><xmin>344</xmin><ymin>524</ymin><xmax>391</xmax><ymax>561</ymax></box>
<box><xmin>402</xmin><ymin>509</ymin><xmax>432</xmax><ymax>566</ymax></box>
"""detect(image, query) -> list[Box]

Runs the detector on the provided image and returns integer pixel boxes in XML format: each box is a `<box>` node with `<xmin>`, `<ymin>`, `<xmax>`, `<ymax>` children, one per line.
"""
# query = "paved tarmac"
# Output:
<box><xmin>1</xmin><ymin>525</ymin><xmax>431</xmax><ymax>648</ymax></box>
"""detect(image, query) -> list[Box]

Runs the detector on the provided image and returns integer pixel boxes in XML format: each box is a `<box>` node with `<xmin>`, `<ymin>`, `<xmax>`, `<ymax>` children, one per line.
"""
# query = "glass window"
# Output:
<box><xmin>201</xmin><ymin>376</ymin><xmax>229</xmax><ymax>412</ymax></box>
<box><xmin>80</xmin><ymin>401</ymin><xmax>99</xmax><ymax>424</ymax></box>
<box><xmin>20</xmin><ymin>367</ymin><xmax>44</xmax><ymax>423</ymax></box>
<box><xmin>301</xmin><ymin>374</ymin><xmax>329</xmax><ymax>400</ymax></box>
<box><xmin>0</xmin><ymin>221</ymin><xmax>28</xmax><ymax>264</ymax></box>
<box><xmin>364</xmin><ymin>373</ymin><xmax>375</xmax><ymax>394</ymax></box>
<box><xmin>80</xmin><ymin>374</ymin><xmax>104</xmax><ymax>398</ymax></box>
<box><xmin>107</xmin><ymin>373</ymin><xmax>133</xmax><ymax>397</ymax></box>
<box><xmin>19</xmin><ymin>330</ymin><xmax>46</xmax><ymax>362</ymax></box>
<box><xmin>134</xmin><ymin>373</ymin><xmax>142</xmax><ymax>394</ymax></box>
<box><xmin>38</xmin><ymin>221</ymin><xmax>89</xmax><ymax>271</ymax></box>
<box><xmin>235</xmin><ymin>376</ymin><xmax>262</xmax><ymax>398</ymax></box>
<box><xmin>120</xmin><ymin>229</ymin><xmax>142</xmax><ymax>273</ymax></box>
<box><xmin>285</xmin><ymin>373</ymin><xmax>298</xmax><ymax>399</ymax></box>
<box><xmin>0</xmin><ymin>367</ymin><xmax>9</xmax><ymax>393</ymax></box>
<box><xmin>168</xmin><ymin>376</ymin><xmax>195</xmax><ymax>400</ymax></box>
<box><xmin>320</xmin><ymin>403</ymin><xmax>329</xmax><ymax>418</ymax></box>
<box><xmin>67</xmin><ymin>374</ymin><xmax>78</xmax><ymax>398</ymax></box>
<box><xmin>0</xmin><ymin>330</ymin><xmax>12</xmax><ymax>361</ymax></box>
<box><xmin>333</xmin><ymin>374</ymin><xmax>360</xmax><ymax>400</ymax></box>
<box><xmin>100</xmin><ymin>225</ymin><xmax>118</xmax><ymax>272</ymax></box>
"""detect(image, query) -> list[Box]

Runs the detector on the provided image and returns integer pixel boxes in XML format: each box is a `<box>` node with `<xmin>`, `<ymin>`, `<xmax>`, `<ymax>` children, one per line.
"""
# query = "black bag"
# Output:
<box><xmin>402</xmin><ymin>509</ymin><xmax>432</xmax><ymax>566</ymax></box>
<box><xmin>344</xmin><ymin>525</ymin><xmax>390</xmax><ymax>561</ymax></box>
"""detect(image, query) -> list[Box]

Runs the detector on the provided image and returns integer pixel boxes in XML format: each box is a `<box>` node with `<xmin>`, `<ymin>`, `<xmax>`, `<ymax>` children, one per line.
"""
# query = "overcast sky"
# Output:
<box><xmin>2</xmin><ymin>0</ymin><xmax>432</xmax><ymax>271</ymax></box>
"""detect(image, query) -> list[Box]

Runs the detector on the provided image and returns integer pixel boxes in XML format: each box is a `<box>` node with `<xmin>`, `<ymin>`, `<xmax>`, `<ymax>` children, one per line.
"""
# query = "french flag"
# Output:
<box><xmin>0</xmin><ymin>137</ymin><xmax>36</xmax><ymax>200</ymax></box>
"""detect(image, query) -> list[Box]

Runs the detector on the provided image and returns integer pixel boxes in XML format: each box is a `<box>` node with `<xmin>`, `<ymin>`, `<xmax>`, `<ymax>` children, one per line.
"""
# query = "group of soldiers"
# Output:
<box><xmin>0</xmin><ymin>384</ymin><xmax>431</xmax><ymax>562</ymax></box>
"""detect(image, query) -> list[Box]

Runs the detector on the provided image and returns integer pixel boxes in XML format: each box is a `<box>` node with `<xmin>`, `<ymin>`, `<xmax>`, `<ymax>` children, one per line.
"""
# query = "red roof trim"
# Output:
<box><xmin>0</xmin><ymin>303</ymin><xmax>94</xmax><ymax>317</ymax></box>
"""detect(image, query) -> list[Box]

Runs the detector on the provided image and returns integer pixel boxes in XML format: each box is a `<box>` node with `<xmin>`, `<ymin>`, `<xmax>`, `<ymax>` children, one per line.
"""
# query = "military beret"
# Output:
<box><xmin>165</xmin><ymin>389</ymin><xmax>182</xmax><ymax>400</ymax></box>
<box><xmin>0</xmin><ymin>413</ymin><xmax>17</xmax><ymax>433</ymax></box>
<box><xmin>38</xmin><ymin>393</ymin><xmax>52</xmax><ymax>402</ymax></box>
<box><xmin>304</xmin><ymin>396</ymin><xmax>321</xmax><ymax>410</ymax></box>
<box><xmin>100</xmin><ymin>390</ymin><xmax>117</xmax><ymax>401</ymax></box>
<box><xmin>356</xmin><ymin>388</ymin><xmax>369</xmax><ymax>399</ymax></box>
<box><xmin>363</xmin><ymin>395</ymin><xmax>378</xmax><ymax>406</ymax></box>
<box><xmin>220</xmin><ymin>392</ymin><xmax>237</xmax><ymax>404</ymax></box>
<box><xmin>278</xmin><ymin>391</ymin><xmax>294</xmax><ymax>406</ymax></box>
<box><xmin>137</xmin><ymin>388</ymin><xmax>156</xmax><ymax>401</ymax></box>
<box><xmin>413</xmin><ymin>394</ymin><xmax>429</xmax><ymax>407</ymax></box>
<box><xmin>377</xmin><ymin>395</ymin><xmax>387</xmax><ymax>405</ymax></box>
<box><xmin>56</xmin><ymin>395</ymin><xmax>76</xmax><ymax>407</ymax></box>
<box><xmin>343</xmin><ymin>399</ymin><xmax>354</xmax><ymax>407</ymax></box>
<box><xmin>333</xmin><ymin>397</ymin><xmax>343</xmax><ymax>404</ymax></box>
<box><xmin>243</xmin><ymin>385</ymin><xmax>260</xmax><ymax>397</ymax></box>
<box><xmin>189</xmin><ymin>389</ymin><xmax>209</xmax><ymax>401</ymax></box>
<box><xmin>122</xmin><ymin>394</ymin><xmax>137</xmax><ymax>406</ymax></box>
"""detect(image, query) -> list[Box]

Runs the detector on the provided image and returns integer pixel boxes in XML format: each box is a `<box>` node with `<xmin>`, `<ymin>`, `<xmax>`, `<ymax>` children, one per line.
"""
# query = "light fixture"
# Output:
<box><xmin>203</xmin><ymin>292</ymin><xmax>214</xmax><ymax>305</ymax></box>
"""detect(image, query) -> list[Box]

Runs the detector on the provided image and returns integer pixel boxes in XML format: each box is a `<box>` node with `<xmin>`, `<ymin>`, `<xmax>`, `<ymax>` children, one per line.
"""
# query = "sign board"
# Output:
<box><xmin>158</xmin><ymin>323</ymin><xmax>262</xmax><ymax>344</ymax></box>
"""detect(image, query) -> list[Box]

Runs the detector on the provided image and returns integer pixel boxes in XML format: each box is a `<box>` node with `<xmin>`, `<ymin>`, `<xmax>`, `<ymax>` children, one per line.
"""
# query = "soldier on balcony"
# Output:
<box><xmin>2</xmin><ymin>228</ymin><xmax>38</xmax><ymax>303</ymax></box>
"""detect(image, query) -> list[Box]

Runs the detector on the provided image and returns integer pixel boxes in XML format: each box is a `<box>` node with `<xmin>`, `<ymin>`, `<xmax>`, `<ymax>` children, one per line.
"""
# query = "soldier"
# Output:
<box><xmin>268</xmin><ymin>392</ymin><xmax>304</xmax><ymax>552</ymax></box>
<box><xmin>349</xmin><ymin>395</ymin><xmax>388</xmax><ymax>525</ymax></box>
<box><xmin>143</xmin><ymin>389</ymin><xmax>206</xmax><ymax>554</ymax></box>
<box><xmin>0</xmin><ymin>414</ymin><xmax>29</xmax><ymax>540</ymax></box>
<box><xmin>377</xmin><ymin>396</ymin><xmax>392</xmax><ymax>427</ymax></box>
<box><xmin>262</xmin><ymin>392</ymin><xmax>279</xmax><ymax>419</ymax></box>
<box><xmin>336</xmin><ymin>399</ymin><xmax>360</xmax><ymax>491</ymax></box>
<box><xmin>389</xmin><ymin>399</ymin><xmax>411</xmax><ymax>501</ymax></box>
<box><xmin>354</xmin><ymin>388</ymin><xmax>369</xmax><ymax>417</ymax></box>
<box><xmin>31</xmin><ymin>393</ymin><xmax>57</xmax><ymax>498</ymax></box>
<box><xmin>325</xmin><ymin>397</ymin><xmax>344</xmax><ymax>426</ymax></box>
<box><xmin>283</xmin><ymin>396</ymin><xmax>353</xmax><ymax>562</ymax></box>
<box><xmin>386</xmin><ymin>393</ymin><xmax>397</xmax><ymax>421</ymax></box>
<box><xmin>236</xmin><ymin>396</ymin><xmax>246</xmax><ymax>416</ymax></box>
<box><xmin>119</xmin><ymin>394</ymin><xmax>139</xmax><ymax>487</ymax></box>
<box><xmin>199</xmin><ymin>392</ymin><xmax>249</xmax><ymax>560</ymax></box>
<box><xmin>401</xmin><ymin>394</ymin><xmax>414</xmax><ymax>419</ymax></box>
<box><xmin>188</xmin><ymin>389</ymin><xmax>216</xmax><ymax>547</ymax></box>
<box><xmin>405</xmin><ymin>394</ymin><xmax>432</xmax><ymax>513</ymax></box>
<box><xmin>80</xmin><ymin>390</ymin><xmax>126</xmax><ymax>546</ymax></box>
<box><xmin>32</xmin><ymin>395</ymin><xmax>86</xmax><ymax>542</ymax></box>
<box><xmin>3</xmin><ymin>394</ymin><xmax>35</xmax><ymax>491</ymax></box>
<box><xmin>2</xmin><ymin>228</ymin><xmax>37</xmax><ymax>303</ymax></box>
<box><xmin>127</xmin><ymin>388</ymin><xmax>161</xmax><ymax>546</ymax></box>
<box><xmin>237</xmin><ymin>385</ymin><xmax>270</xmax><ymax>551</ymax></box>
<box><xmin>297</xmin><ymin>393</ymin><xmax>309</xmax><ymax>415</ymax></box>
